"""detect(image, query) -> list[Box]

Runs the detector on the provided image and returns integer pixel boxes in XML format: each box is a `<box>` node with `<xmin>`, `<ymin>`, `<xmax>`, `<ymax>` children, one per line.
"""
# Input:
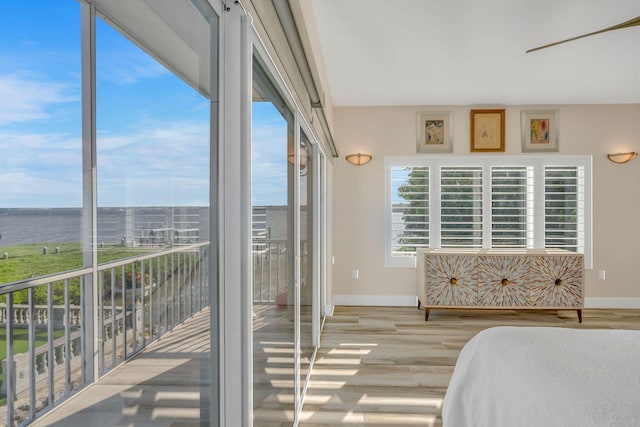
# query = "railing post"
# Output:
<box><xmin>189</xmin><ymin>251</ymin><xmax>194</xmax><ymax>316</ymax></box>
<box><xmin>98</xmin><ymin>272</ymin><xmax>104</xmax><ymax>373</ymax></box>
<box><xmin>64</xmin><ymin>279</ymin><xmax>72</xmax><ymax>394</ymax></box>
<box><xmin>162</xmin><ymin>255</ymin><xmax>169</xmax><ymax>332</ymax></box>
<box><xmin>28</xmin><ymin>288</ymin><xmax>36</xmax><ymax>420</ymax></box>
<box><xmin>157</xmin><ymin>256</ymin><xmax>161</xmax><ymax>336</ymax></box>
<box><xmin>148</xmin><ymin>259</ymin><xmax>153</xmax><ymax>340</ymax></box>
<box><xmin>132</xmin><ymin>262</ymin><xmax>137</xmax><ymax>353</ymax></box>
<box><xmin>177</xmin><ymin>252</ymin><xmax>182</xmax><ymax>321</ymax></box>
<box><xmin>121</xmin><ymin>265</ymin><xmax>127</xmax><ymax>358</ymax></box>
<box><xmin>47</xmin><ymin>282</ymin><xmax>55</xmax><ymax>406</ymax></box>
<box><xmin>6</xmin><ymin>294</ymin><xmax>14</xmax><ymax>426</ymax></box>
<box><xmin>110</xmin><ymin>268</ymin><xmax>116</xmax><ymax>367</ymax></box>
<box><xmin>141</xmin><ymin>261</ymin><xmax>146</xmax><ymax>346</ymax></box>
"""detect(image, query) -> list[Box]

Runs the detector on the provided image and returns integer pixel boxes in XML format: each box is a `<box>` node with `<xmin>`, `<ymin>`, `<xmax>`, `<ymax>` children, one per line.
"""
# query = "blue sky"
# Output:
<box><xmin>0</xmin><ymin>1</ymin><xmax>288</xmax><ymax>208</ymax></box>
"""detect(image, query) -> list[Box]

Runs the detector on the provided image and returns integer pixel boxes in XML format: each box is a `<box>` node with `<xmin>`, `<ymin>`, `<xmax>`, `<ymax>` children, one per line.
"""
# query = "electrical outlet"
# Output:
<box><xmin>352</xmin><ymin>268</ymin><xmax>359</xmax><ymax>279</ymax></box>
<box><xmin>598</xmin><ymin>270</ymin><xmax>606</xmax><ymax>280</ymax></box>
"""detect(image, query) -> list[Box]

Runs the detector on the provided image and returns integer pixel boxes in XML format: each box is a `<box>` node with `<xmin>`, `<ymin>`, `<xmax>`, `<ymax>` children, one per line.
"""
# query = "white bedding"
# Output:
<box><xmin>442</xmin><ymin>327</ymin><xmax>640</xmax><ymax>427</ymax></box>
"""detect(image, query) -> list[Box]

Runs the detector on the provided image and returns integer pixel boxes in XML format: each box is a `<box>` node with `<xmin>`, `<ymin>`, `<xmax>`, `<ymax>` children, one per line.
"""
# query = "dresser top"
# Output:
<box><xmin>417</xmin><ymin>248</ymin><xmax>582</xmax><ymax>257</ymax></box>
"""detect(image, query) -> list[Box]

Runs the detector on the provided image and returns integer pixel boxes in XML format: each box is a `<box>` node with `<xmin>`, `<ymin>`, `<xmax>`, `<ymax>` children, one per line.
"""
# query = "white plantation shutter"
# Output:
<box><xmin>390</xmin><ymin>166</ymin><xmax>429</xmax><ymax>256</ymax></box>
<box><xmin>544</xmin><ymin>166</ymin><xmax>585</xmax><ymax>253</ymax></box>
<box><xmin>385</xmin><ymin>156</ymin><xmax>591</xmax><ymax>268</ymax></box>
<box><xmin>491</xmin><ymin>166</ymin><xmax>533</xmax><ymax>248</ymax></box>
<box><xmin>440</xmin><ymin>166</ymin><xmax>483</xmax><ymax>248</ymax></box>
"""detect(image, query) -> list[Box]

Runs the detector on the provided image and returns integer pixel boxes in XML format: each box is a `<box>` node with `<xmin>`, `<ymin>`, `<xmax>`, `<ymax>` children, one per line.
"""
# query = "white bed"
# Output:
<box><xmin>442</xmin><ymin>326</ymin><xmax>640</xmax><ymax>427</ymax></box>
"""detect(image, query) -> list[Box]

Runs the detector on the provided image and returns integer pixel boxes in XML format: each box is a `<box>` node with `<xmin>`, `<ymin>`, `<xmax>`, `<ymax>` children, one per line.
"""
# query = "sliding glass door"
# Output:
<box><xmin>298</xmin><ymin>130</ymin><xmax>314</xmax><ymax>407</ymax></box>
<box><xmin>251</xmin><ymin>56</ymin><xmax>296</xmax><ymax>424</ymax></box>
<box><xmin>251</xmin><ymin>50</ymin><xmax>325</xmax><ymax>423</ymax></box>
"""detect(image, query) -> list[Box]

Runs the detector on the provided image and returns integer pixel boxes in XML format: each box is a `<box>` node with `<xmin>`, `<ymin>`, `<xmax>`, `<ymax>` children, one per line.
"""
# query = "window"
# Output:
<box><xmin>390</xmin><ymin>166</ymin><xmax>429</xmax><ymax>257</ymax></box>
<box><xmin>385</xmin><ymin>156</ymin><xmax>592</xmax><ymax>268</ymax></box>
<box><xmin>440</xmin><ymin>166</ymin><xmax>483</xmax><ymax>248</ymax></box>
<box><xmin>544</xmin><ymin>166</ymin><xmax>583</xmax><ymax>252</ymax></box>
<box><xmin>491</xmin><ymin>166</ymin><xmax>533</xmax><ymax>248</ymax></box>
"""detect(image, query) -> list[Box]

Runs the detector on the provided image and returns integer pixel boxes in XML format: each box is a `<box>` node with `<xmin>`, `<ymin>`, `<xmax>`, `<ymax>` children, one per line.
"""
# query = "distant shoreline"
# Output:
<box><xmin>0</xmin><ymin>206</ymin><xmax>211</xmax><ymax>247</ymax></box>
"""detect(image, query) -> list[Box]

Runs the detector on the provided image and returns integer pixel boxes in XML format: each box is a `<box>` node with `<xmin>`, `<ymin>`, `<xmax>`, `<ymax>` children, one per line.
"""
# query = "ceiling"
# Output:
<box><xmin>309</xmin><ymin>0</ymin><xmax>640</xmax><ymax>106</ymax></box>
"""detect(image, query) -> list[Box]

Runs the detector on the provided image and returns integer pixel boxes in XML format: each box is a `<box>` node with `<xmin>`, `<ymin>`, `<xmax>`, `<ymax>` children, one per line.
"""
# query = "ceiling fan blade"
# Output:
<box><xmin>526</xmin><ymin>15</ymin><xmax>640</xmax><ymax>53</ymax></box>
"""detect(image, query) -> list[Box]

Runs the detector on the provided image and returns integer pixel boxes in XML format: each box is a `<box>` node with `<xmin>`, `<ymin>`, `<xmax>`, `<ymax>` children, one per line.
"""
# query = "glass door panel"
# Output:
<box><xmin>252</xmin><ymin>57</ymin><xmax>295</xmax><ymax>425</ymax></box>
<box><xmin>299</xmin><ymin>131</ymin><xmax>314</xmax><ymax>403</ymax></box>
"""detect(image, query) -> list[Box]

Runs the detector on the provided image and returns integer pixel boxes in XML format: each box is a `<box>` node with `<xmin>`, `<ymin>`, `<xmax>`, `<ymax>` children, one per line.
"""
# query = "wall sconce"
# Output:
<box><xmin>287</xmin><ymin>152</ymin><xmax>308</xmax><ymax>170</ymax></box>
<box><xmin>345</xmin><ymin>153</ymin><xmax>372</xmax><ymax>166</ymax></box>
<box><xmin>607</xmin><ymin>152</ymin><xmax>638</xmax><ymax>164</ymax></box>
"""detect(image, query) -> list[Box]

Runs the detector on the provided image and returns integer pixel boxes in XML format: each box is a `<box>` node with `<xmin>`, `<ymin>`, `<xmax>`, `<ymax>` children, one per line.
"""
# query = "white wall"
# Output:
<box><xmin>330</xmin><ymin>105</ymin><xmax>640</xmax><ymax>308</ymax></box>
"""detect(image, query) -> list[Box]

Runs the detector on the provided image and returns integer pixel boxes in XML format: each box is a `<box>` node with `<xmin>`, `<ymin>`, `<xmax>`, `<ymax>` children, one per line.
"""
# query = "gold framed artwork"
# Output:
<box><xmin>470</xmin><ymin>109</ymin><xmax>505</xmax><ymax>152</ymax></box>
<box><xmin>416</xmin><ymin>112</ymin><xmax>453</xmax><ymax>153</ymax></box>
<box><xmin>521</xmin><ymin>110</ymin><xmax>559</xmax><ymax>152</ymax></box>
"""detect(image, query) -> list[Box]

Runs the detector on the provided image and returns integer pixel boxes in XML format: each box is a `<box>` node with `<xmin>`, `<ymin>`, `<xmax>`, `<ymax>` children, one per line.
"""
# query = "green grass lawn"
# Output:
<box><xmin>0</xmin><ymin>328</ymin><xmax>66</xmax><ymax>402</ymax></box>
<box><xmin>0</xmin><ymin>243</ymin><xmax>159</xmax><ymax>404</ymax></box>
<box><xmin>0</xmin><ymin>242</ymin><xmax>153</xmax><ymax>286</ymax></box>
<box><xmin>0</xmin><ymin>328</ymin><xmax>66</xmax><ymax>361</ymax></box>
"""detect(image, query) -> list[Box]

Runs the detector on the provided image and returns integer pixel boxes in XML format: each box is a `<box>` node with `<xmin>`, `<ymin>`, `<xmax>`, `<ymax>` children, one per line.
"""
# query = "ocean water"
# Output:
<box><xmin>0</xmin><ymin>207</ymin><xmax>210</xmax><ymax>247</ymax></box>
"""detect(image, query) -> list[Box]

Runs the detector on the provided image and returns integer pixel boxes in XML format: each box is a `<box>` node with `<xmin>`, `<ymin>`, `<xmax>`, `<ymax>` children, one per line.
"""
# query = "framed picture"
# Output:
<box><xmin>521</xmin><ymin>110</ymin><xmax>559</xmax><ymax>152</ymax></box>
<box><xmin>416</xmin><ymin>112</ymin><xmax>453</xmax><ymax>153</ymax></box>
<box><xmin>470</xmin><ymin>109</ymin><xmax>505</xmax><ymax>152</ymax></box>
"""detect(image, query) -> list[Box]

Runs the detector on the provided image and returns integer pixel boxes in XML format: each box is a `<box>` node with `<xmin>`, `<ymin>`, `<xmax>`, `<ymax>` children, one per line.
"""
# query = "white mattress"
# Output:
<box><xmin>442</xmin><ymin>326</ymin><xmax>640</xmax><ymax>427</ymax></box>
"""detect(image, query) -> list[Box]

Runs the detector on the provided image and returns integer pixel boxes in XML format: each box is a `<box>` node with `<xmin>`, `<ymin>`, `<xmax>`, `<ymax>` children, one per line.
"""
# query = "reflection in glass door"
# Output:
<box><xmin>299</xmin><ymin>131</ymin><xmax>314</xmax><ymax>405</ymax></box>
<box><xmin>251</xmin><ymin>57</ymin><xmax>295</xmax><ymax>425</ymax></box>
<box><xmin>251</xmin><ymin>48</ymin><xmax>327</xmax><ymax>423</ymax></box>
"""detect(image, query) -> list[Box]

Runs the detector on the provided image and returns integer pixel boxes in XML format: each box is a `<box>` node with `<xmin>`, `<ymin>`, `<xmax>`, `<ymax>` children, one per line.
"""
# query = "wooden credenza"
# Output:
<box><xmin>416</xmin><ymin>248</ymin><xmax>584</xmax><ymax>322</ymax></box>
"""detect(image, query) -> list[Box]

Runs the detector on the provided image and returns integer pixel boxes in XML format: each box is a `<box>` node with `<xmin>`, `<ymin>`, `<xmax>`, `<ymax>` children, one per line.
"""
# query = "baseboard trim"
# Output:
<box><xmin>324</xmin><ymin>304</ymin><xmax>335</xmax><ymax>316</ymax></box>
<box><xmin>331</xmin><ymin>295</ymin><xmax>640</xmax><ymax>309</ymax></box>
<box><xmin>584</xmin><ymin>297</ymin><xmax>640</xmax><ymax>309</ymax></box>
<box><xmin>333</xmin><ymin>294</ymin><xmax>418</xmax><ymax>307</ymax></box>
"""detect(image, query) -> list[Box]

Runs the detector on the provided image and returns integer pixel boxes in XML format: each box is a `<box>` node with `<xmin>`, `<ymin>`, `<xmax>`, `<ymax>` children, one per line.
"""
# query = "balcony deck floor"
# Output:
<box><xmin>30</xmin><ymin>308</ymin><xmax>212</xmax><ymax>427</ymax></box>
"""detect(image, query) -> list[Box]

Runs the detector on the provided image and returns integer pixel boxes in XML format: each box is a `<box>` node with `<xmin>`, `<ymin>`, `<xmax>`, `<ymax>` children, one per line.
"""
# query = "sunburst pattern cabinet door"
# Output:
<box><xmin>425</xmin><ymin>255</ymin><xmax>477</xmax><ymax>306</ymax></box>
<box><xmin>477</xmin><ymin>256</ymin><xmax>529</xmax><ymax>307</ymax></box>
<box><xmin>529</xmin><ymin>255</ymin><xmax>583</xmax><ymax>307</ymax></box>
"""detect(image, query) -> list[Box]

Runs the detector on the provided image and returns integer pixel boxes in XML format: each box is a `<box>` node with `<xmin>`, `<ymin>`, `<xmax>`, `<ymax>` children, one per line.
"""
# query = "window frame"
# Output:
<box><xmin>384</xmin><ymin>155</ymin><xmax>592</xmax><ymax>269</ymax></box>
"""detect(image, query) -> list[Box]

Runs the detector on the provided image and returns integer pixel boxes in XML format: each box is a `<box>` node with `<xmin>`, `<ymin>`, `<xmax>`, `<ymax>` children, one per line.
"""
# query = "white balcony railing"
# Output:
<box><xmin>0</xmin><ymin>242</ymin><xmax>210</xmax><ymax>426</ymax></box>
<box><xmin>252</xmin><ymin>239</ymin><xmax>307</xmax><ymax>304</ymax></box>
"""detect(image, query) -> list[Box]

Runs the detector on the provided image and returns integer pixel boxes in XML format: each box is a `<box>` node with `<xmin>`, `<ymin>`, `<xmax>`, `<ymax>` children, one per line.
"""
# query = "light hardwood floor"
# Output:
<box><xmin>299</xmin><ymin>306</ymin><xmax>640</xmax><ymax>426</ymax></box>
<box><xmin>29</xmin><ymin>306</ymin><xmax>640</xmax><ymax>426</ymax></box>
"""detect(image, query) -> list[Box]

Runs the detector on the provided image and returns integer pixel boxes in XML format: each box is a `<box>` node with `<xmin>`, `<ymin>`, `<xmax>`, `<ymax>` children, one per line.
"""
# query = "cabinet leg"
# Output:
<box><xmin>417</xmin><ymin>299</ymin><xmax>421</xmax><ymax>309</ymax></box>
<box><xmin>425</xmin><ymin>308</ymin><xmax>430</xmax><ymax>321</ymax></box>
<box><xmin>577</xmin><ymin>309</ymin><xmax>582</xmax><ymax>323</ymax></box>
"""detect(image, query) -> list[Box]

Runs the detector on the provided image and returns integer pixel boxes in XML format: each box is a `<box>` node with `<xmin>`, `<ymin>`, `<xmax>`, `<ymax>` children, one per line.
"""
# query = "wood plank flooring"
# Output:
<box><xmin>299</xmin><ymin>306</ymin><xmax>640</xmax><ymax>426</ymax></box>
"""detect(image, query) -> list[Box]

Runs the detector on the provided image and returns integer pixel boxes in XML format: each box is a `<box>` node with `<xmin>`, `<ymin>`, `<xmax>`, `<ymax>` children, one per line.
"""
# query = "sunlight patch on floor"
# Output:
<box><xmin>275</xmin><ymin>392</ymin><xmax>295</xmax><ymax>404</ymax></box>
<box><xmin>301</xmin><ymin>394</ymin><xmax>333</xmax><ymax>405</ymax></box>
<box><xmin>357</xmin><ymin>394</ymin><xmax>443</xmax><ymax>409</ymax></box>
<box><xmin>260</xmin><ymin>340</ymin><xmax>294</xmax><ymax>345</ymax></box>
<box><xmin>262</xmin><ymin>346</ymin><xmax>295</xmax><ymax>354</ymax></box>
<box><xmin>328</xmin><ymin>348</ymin><xmax>372</xmax><ymax>355</ymax></box>
<box><xmin>309</xmin><ymin>368</ymin><xmax>359</xmax><ymax>376</ymax></box>
<box><xmin>153</xmin><ymin>390</ymin><xmax>200</xmax><ymax>401</ymax></box>
<box><xmin>306</xmin><ymin>380</ymin><xmax>347</xmax><ymax>389</ymax></box>
<box><xmin>266</xmin><ymin>356</ymin><xmax>295</xmax><ymax>364</ymax></box>
<box><xmin>270</xmin><ymin>379</ymin><xmax>295</xmax><ymax>388</ymax></box>
<box><xmin>315</xmin><ymin>357</ymin><xmax>361</xmax><ymax>365</ymax></box>
<box><xmin>339</xmin><ymin>342</ymin><xmax>378</xmax><ymax>347</ymax></box>
<box><xmin>265</xmin><ymin>367</ymin><xmax>295</xmax><ymax>375</ymax></box>
<box><xmin>151</xmin><ymin>407</ymin><xmax>200</xmax><ymax>419</ymax></box>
